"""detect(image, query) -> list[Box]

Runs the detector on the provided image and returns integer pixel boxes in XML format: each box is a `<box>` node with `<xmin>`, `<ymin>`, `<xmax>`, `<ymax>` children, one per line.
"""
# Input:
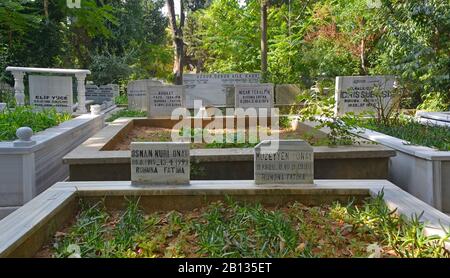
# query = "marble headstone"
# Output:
<box><xmin>254</xmin><ymin>140</ymin><xmax>314</xmax><ymax>185</ymax></box>
<box><xmin>29</xmin><ymin>75</ymin><xmax>73</xmax><ymax>113</ymax></box>
<box><xmin>183</xmin><ymin>73</ymin><xmax>261</xmax><ymax>108</ymax></box>
<box><xmin>235</xmin><ymin>83</ymin><xmax>274</xmax><ymax>109</ymax></box>
<box><xmin>334</xmin><ymin>75</ymin><xmax>396</xmax><ymax>116</ymax></box>
<box><xmin>127</xmin><ymin>79</ymin><xmax>163</xmax><ymax>111</ymax></box>
<box><xmin>147</xmin><ymin>85</ymin><xmax>185</xmax><ymax>118</ymax></box>
<box><xmin>130</xmin><ymin>142</ymin><xmax>190</xmax><ymax>185</ymax></box>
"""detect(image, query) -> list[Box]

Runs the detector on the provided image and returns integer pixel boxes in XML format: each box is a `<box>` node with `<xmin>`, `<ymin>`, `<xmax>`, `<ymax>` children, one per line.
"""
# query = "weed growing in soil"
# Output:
<box><xmin>45</xmin><ymin>195</ymin><xmax>449</xmax><ymax>258</ymax></box>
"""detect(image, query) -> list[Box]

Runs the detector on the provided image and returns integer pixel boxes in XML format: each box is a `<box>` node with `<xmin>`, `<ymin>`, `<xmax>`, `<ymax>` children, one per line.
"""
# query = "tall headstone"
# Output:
<box><xmin>29</xmin><ymin>75</ymin><xmax>73</xmax><ymax>113</ymax></box>
<box><xmin>235</xmin><ymin>83</ymin><xmax>274</xmax><ymax>109</ymax></box>
<box><xmin>183</xmin><ymin>73</ymin><xmax>261</xmax><ymax>108</ymax></box>
<box><xmin>147</xmin><ymin>85</ymin><xmax>185</xmax><ymax>118</ymax></box>
<box><xmin>254</xmin><ymin>140</ymin><xmax>314</xmax><ymax>185</ymax></box>
<box><xmin>127</xmin><ymin>79</ymin><xmax>163</xmax><ymax>111</ymax></box>
<box><xmin>334</xmin><ymin>75</ymin><xmax>396</xmax><ymax>116</ymax></box>
<box><xmin>130</xmin><ymin>142</ymin><xmax>190</xmax><ymax>185</ymax></box>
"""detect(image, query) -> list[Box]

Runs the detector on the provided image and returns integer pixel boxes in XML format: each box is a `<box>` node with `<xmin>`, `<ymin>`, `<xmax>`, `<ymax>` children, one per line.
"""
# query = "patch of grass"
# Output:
<box><xmin>106</xmin><ymin>109</ymin><xmax>146</xmax><ymax>122</ymax></box>
<box><xmin>0</xmin><ymin>106</ymin><xmax>72</xmax><ymax>141</ymax></box>
<box><xmin>45</xmin><ymin>195</ymin><xmax>450</xmax><ymax>258</ymax></box>
<box><xmin>279</xmin><ymin>115</ymin><xmax>292</xmax><ymax>129</ymax></box>
<box><xmin>331</xmin><ymin>192</ymin><xmax>450</xmax><ymax>258</ymax></box>
<box><xmin>114</xmin><ymin>94</ymin><xmax>128</xmax><ymax>106</ymax></box>
<box><xmin>358</xmin><ymin>117</ymin><xmax>450</xmax><ymax>151</ymax></box>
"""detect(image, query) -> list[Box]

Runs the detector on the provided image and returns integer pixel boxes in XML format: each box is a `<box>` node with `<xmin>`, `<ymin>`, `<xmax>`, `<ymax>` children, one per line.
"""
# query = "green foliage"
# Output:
<box><xmin>195</xmin><ymin>200</ymin><xmax>298</xmax><ymax>257</ymax></box>
<box><xmin>332</xmin><ymin>192</ymin><xmax>450</xmax><ymax>258</ymax></box>
<box><xmin>417</xmin><ymin>92</ymin><xmax>449</xmax><ymax>112</ymax></box>
<box><xmin>185</xmin><ymin>0</ymin><xmax>260</xmax><ymax>73</ymax></box>
<box><xmin>106</xmin><ymin>109</ymin><xmax>146</xmax><ymax>122</ymax></box>
<box><xmin>50</xmin><ymin>196</ymin><xmax>450</xmax><ymax>258</ymax></box>
<box><xmin>0</xmin><ymin>106</ymin><xmax>71</xmax><ymax>141</ymax></box>
<box><xmin>0</xmin><ymin>89</ymin><xmax>15</xmax><ymax>107</ymax></box>
<box><xmin>54</xmin><ymin>201</ymin><xmax>110</xmax><ymax>258</ymax></box>
<box><xmin>114</xmin><ymin>94</ymin><xmax>128</xmax><ymax>106</ymax></box>
<box><xmin>90</xmin><ymin>53</ymin><xmax>131</xmax><ymax>85</ymax></box>
<box><xmin>295</xmin><ymin>89</ymin><xmax>357</xmax><ymax>146</ymax></box>
<box><xmin>183</xmin><ymin>0</ymin><xmax>449</xmax><ymax>109</ymax></box>
<box><xmin>179</xmin><ymin>127</ymin><xmax>259</xmax><ymax>148</ymax></box>
<box><xmin>357</xmin><ymin>116</ymin><xmax>450</xmax><ymax>151</ymax></box>
<box><xmin>1</xmin><ymin>0</ymin><xmax>170</xmax><ymax>86</ymax></box>
<box><xmin>279</xmin><ymin>115</ymin><xmax>292</xmax><ymax>129</ymax></box>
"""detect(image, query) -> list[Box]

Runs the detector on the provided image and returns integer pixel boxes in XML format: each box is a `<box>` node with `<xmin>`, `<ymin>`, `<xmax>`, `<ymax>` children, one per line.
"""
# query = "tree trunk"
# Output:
<box><xmin>166</xmin><ymin>0</ymin><xmax>184</xmax><ymax>85</ymax></box>
<box><xmin>260</xmin><ymin>0</ymin><xmax>268</xmax><ymax>82</ymax></box>
<box><xmin>44</xmin><ymin>0</ymin><xmax>49</xmax><ymax>19</ymax></box>
<box><xmin>359</xmin><ymin>18</ymin><xmax>367</xmax><ymax>75</ymax></box>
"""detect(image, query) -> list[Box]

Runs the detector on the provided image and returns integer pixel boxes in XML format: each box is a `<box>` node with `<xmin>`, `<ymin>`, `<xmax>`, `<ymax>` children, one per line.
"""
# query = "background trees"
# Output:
<box><xmin>0</xmin><ymin>0</ymin><xmax>448</xmax><ymax>110</ymax></box>
<box><xmin>0</xmin><ymin>0</ymin><xmax>169</xmax><ymax>86</ymax></box>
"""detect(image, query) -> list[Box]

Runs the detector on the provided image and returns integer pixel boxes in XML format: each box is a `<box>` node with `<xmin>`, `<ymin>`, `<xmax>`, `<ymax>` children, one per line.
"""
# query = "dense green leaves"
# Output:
<box><xmin>184</xmin><ymin>0</ymin><xmax>449</xmax><ymax>109</ymax></box>
<box><xmin>0</xmin><ymin>0</ymin><xmax>169</xmax><ymax>87</ymax></box>
<box><xmin>1</xmin><ymin>0</ymin><xmax>448</xmax><ymax>110</ymax></box>
<box><xmin>0</xmin><ymin>106</ymin><xmax>71</xmax><ymax>141</ymax></box>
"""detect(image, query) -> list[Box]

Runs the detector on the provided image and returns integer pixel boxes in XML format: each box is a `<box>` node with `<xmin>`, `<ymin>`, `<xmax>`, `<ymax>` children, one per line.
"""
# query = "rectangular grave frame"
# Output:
<box><xmin>1</xmin><ymin>179</ymin><xmax>449</xmax><ymax>257</ymax></box>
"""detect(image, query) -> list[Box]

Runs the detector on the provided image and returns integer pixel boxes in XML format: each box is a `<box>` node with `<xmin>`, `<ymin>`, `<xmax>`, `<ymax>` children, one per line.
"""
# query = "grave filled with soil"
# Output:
<box><xmin>110</xmin><ymin>126</ymin><xmax>325</xmax><ymax>150</ymax></box>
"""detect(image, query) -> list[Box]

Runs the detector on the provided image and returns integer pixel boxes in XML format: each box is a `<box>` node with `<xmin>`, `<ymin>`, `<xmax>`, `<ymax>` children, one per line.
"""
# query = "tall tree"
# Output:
<box><xmin>166</xmin><ymin>0</ymin><xmax>185</xmax><ymax>84</ymax></box>
<box><xmin>260</xmin><ymin>0</ymin><xmax>268</xmax><ymax>81</ymax></box>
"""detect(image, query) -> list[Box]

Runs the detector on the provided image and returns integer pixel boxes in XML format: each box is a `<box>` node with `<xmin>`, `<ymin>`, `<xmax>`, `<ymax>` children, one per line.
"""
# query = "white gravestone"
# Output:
<box><xmin>131</xmin><ymin>142</ymin><xmax>190</xmax><ymax>185</ymax></box>
<box><xmin>254</xmin><ymin>140</ymin><xmax>314</xmax><ymax>185</ymax></box>
<box><xmin>127</xmin><ymin>79</ymin><xmax>163</xmax><ymax>111</ymax></box>
<box><xmin>29</xmin><ymin>75</ymin><xmax>73</xmax><ymax>113</ymax></box>
<box><xmin>183</xmin><ymin>73</ymin><xmax>261</xmax><ymax>108</ymax></box>
<box><xmin>235</xmin><ymin>83</ymin><xmax>274</xmax><ymax>109</ymax></box>
<box><xmin>147</xmin><ymin>85</ymin><xmax>185</xmax><ymax>118</ymax></box>
<box><xmin>334</xmin><ymin>75</ymin><xmax>395</xmax><ymax>116</ymax></box>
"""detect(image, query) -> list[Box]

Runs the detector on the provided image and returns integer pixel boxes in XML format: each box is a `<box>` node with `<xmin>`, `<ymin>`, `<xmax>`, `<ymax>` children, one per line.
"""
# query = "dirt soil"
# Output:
<box><xmin>110</xmin><ymin>126</ymin><xmax>317</xmax><ymax>150</ymax></box>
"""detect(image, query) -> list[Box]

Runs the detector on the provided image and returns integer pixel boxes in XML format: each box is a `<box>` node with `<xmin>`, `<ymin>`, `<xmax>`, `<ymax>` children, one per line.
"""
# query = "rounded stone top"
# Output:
<box><xmin>16</xmin><ymin>127</ymin><xmax>33</xmax><ymax>141</ymax></box>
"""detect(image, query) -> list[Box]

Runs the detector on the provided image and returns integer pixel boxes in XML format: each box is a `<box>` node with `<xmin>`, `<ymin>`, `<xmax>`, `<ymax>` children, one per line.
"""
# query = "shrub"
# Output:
<box><xmin>0</xmin><ymin>106</ymin><xmax>71</xmax><ymax>141</ymax></box>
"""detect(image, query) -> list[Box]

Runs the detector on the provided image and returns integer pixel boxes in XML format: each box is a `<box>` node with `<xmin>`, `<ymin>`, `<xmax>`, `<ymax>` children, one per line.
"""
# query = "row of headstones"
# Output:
<box><xmin>131</xmin><ymin>140</ymin><xmax>313</xmax><ymax>186</ymax></box>
<box><xmin>127</xmin><ymin>74</ymin><xmax>397</xmax><ymax>117</ymax></box>
<box><xmin>128</xmin><ymin>81</ymin><xmax>275</xmax><ymax>118</ymax></box>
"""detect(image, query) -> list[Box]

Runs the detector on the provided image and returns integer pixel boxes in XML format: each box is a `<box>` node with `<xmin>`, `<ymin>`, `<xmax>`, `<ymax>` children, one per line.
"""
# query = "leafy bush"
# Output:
<box><xmin>295</xmin><ymin>89</ymin><xmax>357</xmax><ymax>146</ymax></box>
<box><xmin>0</xmin><ymin>106</ymin><xmax>71</xmax><ymax>141</ymax></box>
<box><xmin>90</xmin><ymin>53</ymin><xmax>132</xmax><ymax>85</ymax></box>
<box><xmin>0</xmin><ymin>89</ymin><xmax>15</xmax><ymax>107</ymax></box>
<box><xmin>114</xmin><ymin>94</ymin><xmax>128</xmax><ymax>106</ymax></box>
<box><xmin>106</xmin><ymin>109</ymin><xmax>146</xmax><ymax>122</ymax></box>
<box><xmin>279</xmin><ymin>115</ymin><xmax>292</xmax><ymax>129</ymax></box>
